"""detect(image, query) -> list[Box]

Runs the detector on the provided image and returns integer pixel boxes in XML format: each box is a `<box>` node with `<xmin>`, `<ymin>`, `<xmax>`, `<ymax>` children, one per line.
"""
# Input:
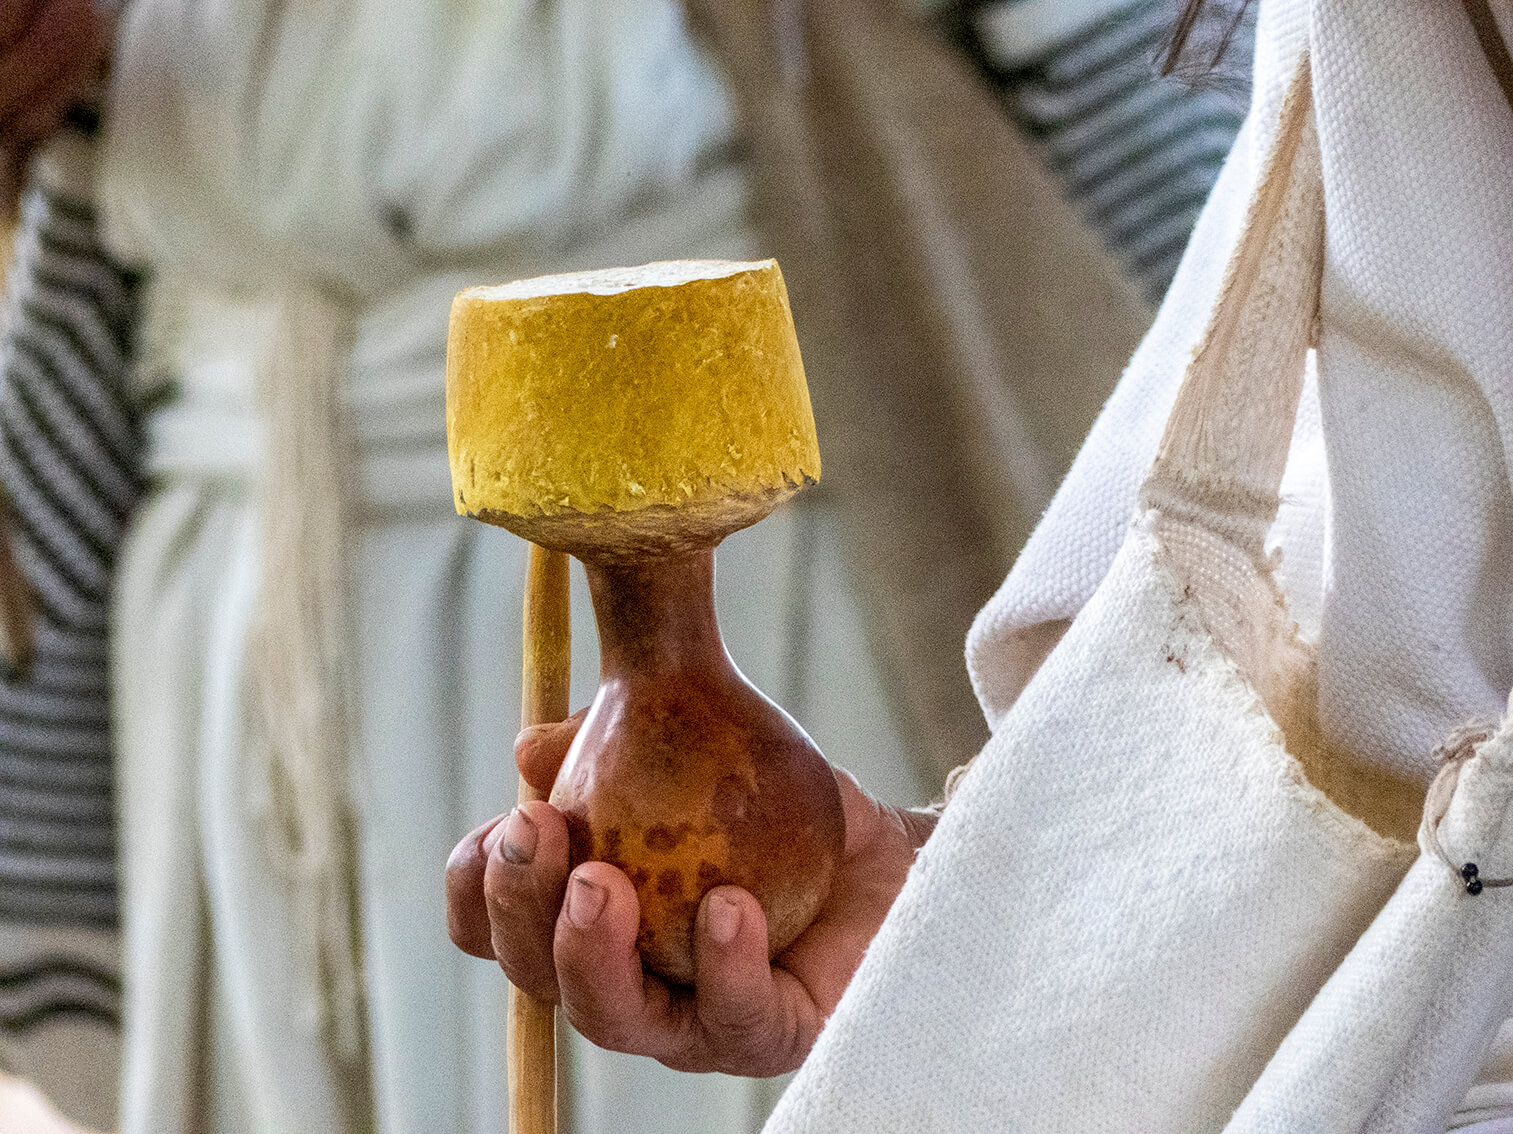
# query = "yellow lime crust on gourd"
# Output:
<box><xmin>446</xmin><ymin>259</ymin><xmax>820</xmax><ymax>522</ymax></box>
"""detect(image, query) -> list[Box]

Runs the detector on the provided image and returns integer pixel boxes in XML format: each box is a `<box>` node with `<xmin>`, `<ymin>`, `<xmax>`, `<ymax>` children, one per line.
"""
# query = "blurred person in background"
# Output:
<box><xmin>0</xmin><ymin>0</ymin><xmax>1253</xmax><ymax>1131</ymax></box>
<box><xmin>0</xmin><ymin>2</ymin><xmax>920</xmax><ymax>1132</ymax></box>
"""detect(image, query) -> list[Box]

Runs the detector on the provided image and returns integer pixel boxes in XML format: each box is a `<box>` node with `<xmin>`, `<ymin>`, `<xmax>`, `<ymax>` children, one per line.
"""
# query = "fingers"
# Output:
<box><xmin>514</xmin><ymin>707</ymin><xmax>586</xmax><ymax>795</ymax></box>
<box><xmin>444</xmin><ymin>815</ymin><xmax>505</xmax><ymax>959</ymax></box>
<box><xmin>551</xmin><ymin>860</ymin><xmax>679</xmax><ymax>1055</ymax></box>
<box><xmin>549</xmin><ymin>877</ymin><xmax>820</xmax><ymax>1077</ymax></box>
<box><xmin>692</xmin><ymin>887</ymin><xmax>776</xmax><ymax>1039</ymax></box>
<box><xmin>448</xmin><ymin>750</ymin><xmax>863</xmax><ymax>1077</ymax></box>
<box><xmin>690</xmin><ymin>886</ymin><xmax>818</xmax><ymax>1077</ymax></box>
<box><xmin>446</xmin><ymin>699</ymin><xmax>584</xmax><ymax>977</ymax></box>
<box><xmin>484</xmin><ymin>801</ymin><xmax>571</xmax><ymax>1003</ymax></box>
<box><xmin>830</xmin><ymin>764</ymin><xmax>935</xmax><ymax>859</ymax></box>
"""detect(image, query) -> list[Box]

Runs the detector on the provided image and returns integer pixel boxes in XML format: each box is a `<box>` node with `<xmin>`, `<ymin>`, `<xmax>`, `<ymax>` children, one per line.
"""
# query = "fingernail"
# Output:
<box><xmin>500</xmin><ymin>809</ymin><xmax>536</xmax><ymax>865</ymax></box>
<box><xmin>480</xmin><ymin>816</ymin><xmax>507</xmax><ymax>857</ymax></box>
<box><xmin>705</xmin><ymin>892</ymin><xmax>741</xmax><ymax>946</ymax></box>
<box><xmin>566</xmin><ymin>876</ymin><xmax>606</xmax><ymax>930</ymax></box>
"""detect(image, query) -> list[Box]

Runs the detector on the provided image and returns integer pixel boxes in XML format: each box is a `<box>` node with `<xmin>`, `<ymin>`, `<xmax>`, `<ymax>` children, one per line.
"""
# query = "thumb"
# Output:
<box><xmin>514</xmin><ymin>707</ymin><xmax>587</xmax><ymax>795</ymax></box>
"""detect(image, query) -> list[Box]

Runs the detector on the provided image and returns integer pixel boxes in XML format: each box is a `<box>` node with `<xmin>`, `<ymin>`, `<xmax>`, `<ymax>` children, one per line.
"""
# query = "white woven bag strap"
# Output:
<box><xmin>1139</xmin><ymin>53</ymin><xmax>1323</xmax><ymax>559</ymax></box>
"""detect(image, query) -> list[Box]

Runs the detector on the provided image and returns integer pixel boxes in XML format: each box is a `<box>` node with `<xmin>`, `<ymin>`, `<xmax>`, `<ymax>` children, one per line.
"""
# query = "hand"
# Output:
<box><xmin>0</xmin><ymin>0</ymin><xmax>114</xmax><ymax>201</ymax></box>
<box><xmin>446</xmin><ymin>712</ymin><xmax>936</xmax><ymax>1077</ymax></box>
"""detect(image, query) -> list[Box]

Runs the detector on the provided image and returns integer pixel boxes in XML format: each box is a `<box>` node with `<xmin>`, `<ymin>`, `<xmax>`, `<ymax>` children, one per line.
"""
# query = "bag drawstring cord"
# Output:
<box><xmin>1421</xmin><ymin>721</ymin><xmax>1510</xmax><ymax>895</ymax></box>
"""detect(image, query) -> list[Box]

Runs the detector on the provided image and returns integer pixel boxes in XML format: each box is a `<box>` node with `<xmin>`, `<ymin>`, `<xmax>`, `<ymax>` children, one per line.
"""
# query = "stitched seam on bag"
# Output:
<box><xmin>1140</xmin><ymin>54</ymin><xmax>1320</xmax><ymax>558</ymax></box>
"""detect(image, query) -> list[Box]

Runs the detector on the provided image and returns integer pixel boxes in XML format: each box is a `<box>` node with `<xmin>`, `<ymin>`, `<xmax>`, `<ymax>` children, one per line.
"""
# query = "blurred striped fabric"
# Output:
<box><xmin>0</xmin><ymin>950</ymin><xmax>118</xmax><ymax>1033</ymax></box>
<box><xmin>947</xmin><ymin>0</ymin><xmax>1256</xmax><ymax>303</ymax></box>
<box><xmin>0</xmin><ymin>138</ymin><xmax>141</xmax><ymax>929</ymax></box>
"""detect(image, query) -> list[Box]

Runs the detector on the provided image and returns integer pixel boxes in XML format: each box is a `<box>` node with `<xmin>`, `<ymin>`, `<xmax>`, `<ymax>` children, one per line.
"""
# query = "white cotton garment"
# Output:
<box><xmin>963</xmin><ymin>0</ymin><xmax>1513</xmax><ymax>1120</ymax></box>
<box><xmin>967</xmin><ymin>0</ymin><xmax>1513</xmax><ymax>777</ymax></box>
<box><xmin>767</xmin><ymin>4</ymin><xmax>1513</xmax><ymax>1127</ymax></box>
<box><xmin>97</xmin><ymin>3</ymin><xmax>924</xmax><ymax>1133</ymax></box>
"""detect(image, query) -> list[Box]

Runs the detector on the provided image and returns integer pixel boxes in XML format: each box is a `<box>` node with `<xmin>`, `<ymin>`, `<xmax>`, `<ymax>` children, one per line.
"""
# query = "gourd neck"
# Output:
<box><xmin>582</xmin><ymin>549</ymin><xmax>729</xmax><ymax>679</ymax></box>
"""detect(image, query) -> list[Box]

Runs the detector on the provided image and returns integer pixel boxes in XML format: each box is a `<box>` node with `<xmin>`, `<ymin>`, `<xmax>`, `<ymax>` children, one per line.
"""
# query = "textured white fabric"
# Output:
<box><xmin>769</xmin><ymin>4</ymin><xmax>1513</xmax><ymax>1126</ymax></box>
<box><xmin>767</xmin><ymin>515</ymin><xmax>1424</xmax><ymax>1131</ymax></box>
<box><xmin>964</xmin><ymin>0</ymin><xmax>1305</xmax><ymax>723</ymax></box>
<box><xmin>1222</xmin><ymin>711</ymin><xmax>1513</xmax><ymax>1133</ymax></box>
<box><xmin>967</xmin><ymin>0</ymin><xmax>1513</xmax><ymax>777</ymax></box>
<box><xmin>98</xmin><ymin>3</ymin><xmax>924</xmax><ymax>1132</ymax></box>
<box><xmin>966</xmin><ymin>0</ymin><xmax>1513</xmax><ymax>1116</ymax></box>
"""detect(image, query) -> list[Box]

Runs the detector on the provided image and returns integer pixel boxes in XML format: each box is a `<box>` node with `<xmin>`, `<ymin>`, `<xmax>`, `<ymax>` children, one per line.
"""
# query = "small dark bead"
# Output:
<box><xmin>1468</xmin><ymin>878</ymin><xmax>1485</xmax><ymax>896</ymax></box>
<box><xmin>1462</xmin><ymin>863</ymin><xmax>1480</xmax><ymax>881</ymax></box>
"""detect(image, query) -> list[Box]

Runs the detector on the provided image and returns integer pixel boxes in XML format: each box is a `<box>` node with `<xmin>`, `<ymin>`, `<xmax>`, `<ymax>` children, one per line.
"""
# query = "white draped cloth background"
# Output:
<box><xmin>95</xmin><ymin>2</ymin><xmax>923</xmax><ymax>1131</ymax></box>
<box><xmin>956</xmin><ymin>0</ymin><xmax>1513</xmax><ymax>1126</ymax></box>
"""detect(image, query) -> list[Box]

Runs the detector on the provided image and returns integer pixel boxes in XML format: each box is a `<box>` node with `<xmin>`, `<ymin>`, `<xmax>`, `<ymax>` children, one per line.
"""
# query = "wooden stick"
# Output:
<box><xmin>511</xmin><ymin>543</ymin><xmax>570</xmax><ymax>1134</ymax></box>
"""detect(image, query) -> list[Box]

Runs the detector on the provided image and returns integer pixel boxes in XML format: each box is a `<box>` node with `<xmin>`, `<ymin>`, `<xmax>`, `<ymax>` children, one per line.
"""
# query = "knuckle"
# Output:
<box><xmin>707</xmin><ymin>997</ymin><xmax>773</xmax><ymax>1044</ymax></box>
<box><xmin>494</xmin><ymin>873</ymin><xmax>564</xmax><ymax>935</ymax></box>
<box><xmin>715</xmin><ymin>1011</ymin><xmax>799</xmax><ymax>1078</ymax></box>
<box><xmin>555</xmin><ymin>947</ymin><xmax>644</xmax><ymax>1054</ymax></box>
<box><xmin>480</xmin><ymin>867</ymin><xmax>519</xmax><ymax>919</ymax></box>
<box><xmin>484</xmin><ymin>886</ymin><xmax>549</xmax><ymax>953</ymax></box>
<box><xmin>490</xmin><ymin>923</ymin><xmax>557</xmax><ymax>1000</ymax></box>
<box><xmin>563</xmin><ymin>999</ymin><xmax>636</xmax><ymax>1053</ymax></box>
<box><xmin>498</xmin><ymin>957</ymin><xmax>557</xmax><ymax>1005</ymax></box>
<box><xmin>483</xmin><ymin>875</ymin><xmax>558</xmax><ymax>958</ymax></box>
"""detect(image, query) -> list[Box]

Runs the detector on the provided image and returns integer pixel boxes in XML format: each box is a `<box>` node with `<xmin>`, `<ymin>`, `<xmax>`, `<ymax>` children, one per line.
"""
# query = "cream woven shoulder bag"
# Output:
<box><xmin>766</xmin><ymin>52</ymin><xmax>1513</xmax><ymax>1133</ymax></box>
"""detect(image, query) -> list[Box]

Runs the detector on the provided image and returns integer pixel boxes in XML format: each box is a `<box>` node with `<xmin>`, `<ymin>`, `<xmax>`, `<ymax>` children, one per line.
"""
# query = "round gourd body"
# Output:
<box><xmin>549</xmin><ymin>650</ymin><xmax>845</xmax><ymax>984</ymax></box>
